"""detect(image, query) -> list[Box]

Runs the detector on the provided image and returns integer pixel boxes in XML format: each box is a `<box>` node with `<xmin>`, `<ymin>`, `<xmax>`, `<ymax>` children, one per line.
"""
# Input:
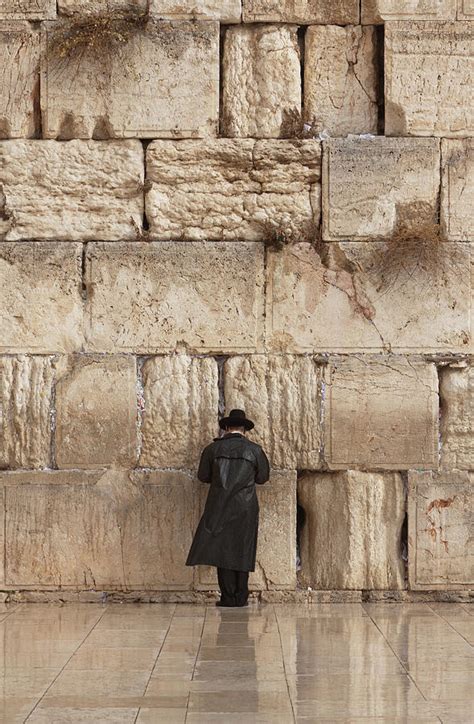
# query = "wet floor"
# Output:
<box><xmin>0</xmin><ymin>602</ymin><xmax>472</xmax><ymax>723</ymax></box>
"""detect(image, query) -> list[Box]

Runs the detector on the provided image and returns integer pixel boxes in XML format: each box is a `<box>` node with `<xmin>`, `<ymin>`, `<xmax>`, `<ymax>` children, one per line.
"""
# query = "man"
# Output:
<box><xmin>186</xmin><ymin>409</ymin><xmax>270</xmax><ymax>607</ymax></box>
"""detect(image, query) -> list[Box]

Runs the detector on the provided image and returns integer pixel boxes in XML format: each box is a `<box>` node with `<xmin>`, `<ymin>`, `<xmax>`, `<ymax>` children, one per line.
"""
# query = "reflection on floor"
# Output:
<box><xmin>0</xmin><ymin>601</ymin><xmax>472</xmax><ymax>723</ymax></box>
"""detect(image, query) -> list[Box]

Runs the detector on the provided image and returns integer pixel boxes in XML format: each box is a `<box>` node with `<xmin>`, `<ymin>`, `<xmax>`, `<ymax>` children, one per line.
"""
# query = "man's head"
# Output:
<box><xmin>225</xmin><ymin>425</ymin><xmax>246</xmax><ymax>435</ymax></box>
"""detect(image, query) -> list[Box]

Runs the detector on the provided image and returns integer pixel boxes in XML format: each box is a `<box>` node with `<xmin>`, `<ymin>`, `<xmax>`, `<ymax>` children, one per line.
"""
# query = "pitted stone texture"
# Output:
<box><xmin>243</xmin><ymin>0</ymin><xmax>359</xmax><ymax>24</ymax></box>
<box><xmin>58</xmin><ymin>0</ymin><xmax>148</xmax><ymax>13</ymax></box>
<box><xmin>140</xmin><ymin>355</ymin><xmax>219</xmax><ymax>469</ymax></box>
<box><xmin>362</xmin><ymin>0</ymin><xmax>457</xmax><ymax>23</ymax></box>
<box><xmin>2</xmin><ymin>469</ymin><xmax>194</xmax><ymax>589</ymax></box>
<box><xmin>85</xmin><ymin>242</ymin><xmax>264</xmax><ymax>353</ymax></box>
<box><xmin>299</xmin><ymin>471</ymin><xmax>406</xmax><ymax>590</ymax></box>
<box><xmin>441</xmin><ymin>139</ymin><xmax>474</xmax><ymax>242</ymax></box>
<box><xmin>55</xmin><ymin>356</ymin><xmax>138</xmax><ymax>469</ymax></box>
<box><xmin>385</xmin><ymin>22</ymin><xmax>474</xmax><ymax>137</ymax></box>
<box><xmin>0</xmin><ymin>356</ymin><xmax>54</xmax><ymax>469</ymax></box>
<box><xmin>0</xmin><ymin>0</ymin><xmax>55</xmax><ymax>19</ymax></box>
<box><xmin>325</xmin><ymin>356</ymin><xmax>439</xmax><ymax>469</ymax></box>
<box><xmin>146</xmin><ymin>140</ymin><xmax>320</xmax><ymax>241</ymax></box>
<box><xmin>0</xmin><ymin>141</ymin><xmax>143</xmax><ymax>241</ymax></box>
<box><xmin>266</xmin><ymin>242</ymin><xmax>471</xmax><ymax>353</ymax></box>
<box><xmin>440</xmin><ymin>364</ymin><xmax>474</xmax><ymax>470</ymax></box>
<box><xmin>59</xmin><ymin>0</ymin><xmax>241</xmax><ymax>21</ymax></box>
<box><xmin>222</xmin><ymin>25</ymin><xmax>301</xmax><ymax>139</ymax></box>
<box><xmin>458</xmin><ymin>0</ymin><xmax>474</xmax><ymax>18</ymax></box>
<box><xmin>41</xmin><ymin>20</ymin><xmax>219</xmax><ymax>139</ymax></box>
<box><xmin>304</xmin><ymin>25</ymin><xmax>378</xmax><ymax>136</ymax></box>
<box><xmin>322</xmin><ymin>138</ymin><xmax>440</xmax><ymax>241</ymax></box>
<box><xmin>0</xmin><ymin>243</ymin><xmax>84</xmax><ymax>354</ymax></box>
<box><xmin>0</xmin><ymin>23</ymin><xmax>40</xmax><ymax>139</ymax></box>
<box><xmin>224</xmin><ymin>355</ymin><xmax>323</xmax><ymax>469</ymax></box>
<box><xmin>408</xmin><ymin>470</ymin><xmax>474</xmax><ymax>590</ymax></box>
<box><xmin>195</xmin><ymin>469</ymin><xmax>297</xmax><ymax>590</ymax></box>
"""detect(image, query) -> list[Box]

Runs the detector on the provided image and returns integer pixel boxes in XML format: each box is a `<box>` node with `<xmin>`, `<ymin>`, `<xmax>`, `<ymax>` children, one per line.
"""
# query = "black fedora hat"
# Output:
<box><xmin>219</xmin><ymin>408</ymin><xmax>254</xmax><ymax>431</ymax></box>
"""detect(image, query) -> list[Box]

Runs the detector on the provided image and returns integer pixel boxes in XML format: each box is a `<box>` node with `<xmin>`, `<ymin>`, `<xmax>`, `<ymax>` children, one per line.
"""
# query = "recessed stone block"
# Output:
<box><xmin>298</xmin><ymin>471</ymin><xmax>406</xmax><ymax>590</ymax></box>
<box><xmin>0</xmin><ymin>0</ymin><xmax>55</xmax><ymax>19</ymax></box>
<box><xmin>58</xmin><ymin>0</ymin><xmax>148</xmax><ymax>13</ymax></box>
<box><xmin>243</xmin><ymin>0</ymin><xmax>359</xmax><ymax>24</ymax></box>
<box><xmin>385</xmin><ymin>21</ymin><xmax>473</xmax><ymax>137</ymax></box>
<box><xmin>0</xmin><ymin>23</ymin><xmax>40</xmax><ymax>139</ymax></box>
<box><xmin>325</xmin><ymin>356</ymin><xmax>439</xmax><ymax>469</ymax></box>
<box><xmin>408</xmin><ymin>470</ymin><xmax>474</xmax><ymax>590</ymax></box>
<box><xmin>458</xmin><ymin>0</ymin><xmax>474</xmax><ymax>19</ymax></box>
<box><xmin>140</xmin><ymin>355</ymin><xmax>219</xmax><ymax>469</ymax></box>
<box><xmin>362</xmin><ymin>0</ymin><xmax>456</xmax><ymax>23</ymax></box>
<box><xmin>441</xmin><ymin>139</ymin><xmax>474</xmax><ymax>242</ymax></box>
<box><xmin>440</xmin><ymin>364</ymin><xmax>474</xmax><ymax>470</ymax></box>
<box><xmin>85</xmin><ymin>242</ymin><xmax>264</xmax><ymax>353</ymax></box>
<box><xmin>146</xmin><ymin>139</ymin><xmax>321</xmax><ymax>241</ymax></box>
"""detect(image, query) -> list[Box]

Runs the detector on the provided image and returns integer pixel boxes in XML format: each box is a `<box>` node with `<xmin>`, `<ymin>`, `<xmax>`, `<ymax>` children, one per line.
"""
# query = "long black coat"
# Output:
<box><xmin>186</xmin><ymin>433</ymin><xmax>270</xmax><ymax>572</ymax></box>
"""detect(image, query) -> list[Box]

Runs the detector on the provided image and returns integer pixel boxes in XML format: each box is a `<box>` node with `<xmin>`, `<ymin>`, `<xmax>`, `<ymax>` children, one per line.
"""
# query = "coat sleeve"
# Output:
<box><xmin>255</xmin><ymin>446</ymin><xmax>270</xmax><ymax>485</ymax></box>
<box><xmin>197</xmin><ymin>444</ymin><xmax>213</xmax><ymax>483</ymax></box>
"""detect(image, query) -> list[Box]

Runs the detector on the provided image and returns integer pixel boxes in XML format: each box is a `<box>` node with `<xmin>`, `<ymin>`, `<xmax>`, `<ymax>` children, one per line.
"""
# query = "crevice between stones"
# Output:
<box><xmin>214</xmin><ymin>355</ymin><xmax>228</xmax><ymax>418</ymax></box>
<box><xmin>375</xmin><ymin>24</ymin><xmax>385</xmax><ymax>135</ymax></box>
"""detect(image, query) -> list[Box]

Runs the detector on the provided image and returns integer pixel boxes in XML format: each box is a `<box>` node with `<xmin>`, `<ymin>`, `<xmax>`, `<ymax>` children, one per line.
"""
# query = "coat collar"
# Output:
<box><xmin>214</xmin><ymin>432</ymin><xmax>245</xmax><ymax>441</ymax></box>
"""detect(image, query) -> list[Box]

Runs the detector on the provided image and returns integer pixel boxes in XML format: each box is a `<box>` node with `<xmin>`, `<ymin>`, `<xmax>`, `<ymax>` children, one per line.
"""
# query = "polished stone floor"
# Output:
<box><xmin>0</xmin><ymin>602</ymin><xmax>472</xmax><ymax>723</ymax></box>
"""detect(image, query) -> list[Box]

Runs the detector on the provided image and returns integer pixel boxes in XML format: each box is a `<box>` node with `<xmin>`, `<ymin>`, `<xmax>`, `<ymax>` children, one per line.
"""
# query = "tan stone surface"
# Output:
<box><xmin>322</xmin><ymin>138</ymin><xmax>440</xmax><ymax>241</ymax></box>
<box><xmin>0</xmin><ymin>243</ymin><xmax>84</xmax><ymax>354</ymax></box>
<box><xmin>55</xmin><ymin>356</ymin><xmax>138</xmax><ymax>469</ymax></box>
<box><xmin>304</xmin><ymin>25</ymin><xmax>378</xmax><ymax>136</ymax></box>
<box><xmin>362</xmin><ymin>0</ymin><xmax>456</xmax><ymax>23</ymax></box>
<box><xmin>59</xmin><ymin>0</ymin><xmax>241</xmax><ymax>21</ymax></box>
<box><xmin>146</xmin><ymin>140</ymin><xmax>320</xmax><ymax>241</ymax></box>
<box><xmin>243</xmin><ymin>0</ymin><xmax>359</xmax><ymax>24</ymax></box>
<box><xmin>222</xmin><ymin>25</ymin><xmax>301</xmax><ymax>139</ymax></box>
<box><xmin>224</xmin><ymin>355</ymin><xmax>323</xmax><ymax>469</ymax></box>
<box><xmin>0</xmin><ymin>0</ymin><xmax>55</xmax><ymax>19</ymax></box>
<box><xmin>440</xmin><ymin>364</ymin><xmax>474</xmax><ymax>470</ymax></box>
<box><xmin>298</xmin><ymin>471</ymin><xmax>406</xmax><ymax>589</ymax></box>
<box><xmin>140</xmin><ymin>355</ymin><xmax>219</xmax><ymax>469</ymax></box>
<box><xmin>85</xmin><ymin>242</ymin><xmax>264</xmax><ymax>353</ymax></box>
<box><xmin>325</xmin><ymin>356</ymin><xmax>439</xmax><ymax>469</ymax></box>
<box><xmin>266</xmin><ymin>242</ymin><xmax>472</xmax><ymax>353</ymax></box>
<box><xmin>2</xmin><ymin>469</ymin><xmax>194</xmax><ymax>589</ymax></box>
<box><xmin>0</xmin><ymin>140</ymin><xmax>143</xmax><ymax>241</ymax></box>
<box><xmin>0</xmin><ymin>23</ymin><xmax>40</xmax><ymax>139</ymax></box>
<box><xmin>385</xmin><ymin>21</ymin><xmax>474</xmax><ymax>137</ymax></box>
<box><xmin>441</xmin><ymin>139</ymin><xmax>474</xmax><ymax>242</ymax></box>
<box><xmin>408</xmin><ymin>471</ymin><xmax>474</xmax><ymax>590</ymax></box>
<box><xmin>41</xmin><ymin>20</ymin><xmax>219</xmax><ymax>139</ymax></box>
<box><xmin>0</xmin><ymin>356</ymin><xmax>54</xmax><ymax>469</ymax></box>
<box><xmin>458</xmin><ymin>0</ymin><xmax>474</xmax><ymax>19</ymax></box>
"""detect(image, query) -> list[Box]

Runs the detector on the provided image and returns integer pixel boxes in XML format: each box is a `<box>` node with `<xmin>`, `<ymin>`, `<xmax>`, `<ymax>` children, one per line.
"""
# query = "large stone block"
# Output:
<box><xmin>146</xmin><ymin>140</ymin><xmax>321</xmax><ymax>241</ymax></box>
<box><xmin>0</xmin><ymin>140</ymin><xmax>143</xmax><ymax>241</ymax></box>
<box><xmin>222</xmin><ymin>25</ymin><xmax>301</xmax><ymax>139</ymax></box>
<box><xmin>362</xmin><ymin>0</ymin><xmax>457</xmax><ymax>23</ymax></box>
<box><xmin>458</xmin><ymin>0</ymin><xmax>474</xmax><ymax>19</ymax></box>
<box><xmin>140</xmin><ymin>355</ymin><xmax>219</xmax><ymax>469</ymax></box>
<box><xmin>441</xmin><ymin>139</ymin><xmax>474</xmax><ymax>242</ymax></box>
<box><xmin>58</xmin><ymin>1</ymin><xmax>242</xmax><ymax>21</ymax></box>
<box><xmin>55</xmin><ymin>356</ymin><xmax>138</xmax><ymax>469</ymax></box>
<box><xmin>408</xmin><ymin>471</ymin><xmax>474</xmax><ymax>590</ymax></box>
<box><xmin>325</xmin><ymin>356</ymin><xmax>439</xmax><ymax>469</ymax></box>
<box><xmin>298</xmin><ymin>471</ymin><xmax>406</xmax><ymax>590</ymax></box>
<box><xmin>0</xmin><ymin>23</ymin><xmax>40</xmax><ymax>139</ymax></box>
<box><xmin>440</xmin><ymin>364</ymin><xmax>474</xmax><ymax>470</ymax></box>
<box><xmin>322</xmin><ymin>138</ymin><xmax>440</xmax><ymax>241</ymax></box>
<box><xmin>224</xmin><ymin>355</ymin><xmax>323</xmax><ymax>469</ymax></box>
<box><xmin>1</xmin><ymin>469</ymin><xmax>195</xmax><ymax>589</ymax></box>
<box><xmin>0</xmin><ymin>243</ymin><xmax>84</xmax><ymax>353</ymax></box>
<box><xmin>243</xmin><ymin>0</ymin><xmax>359</xmax><ymax>24</ymax></box>
<box><xmin>385</xmin><ymin>21</ymin><xmax>473</xmax><ymax>137</ymax></box>
<box><xmin>0</xmin><ymin>356</ymin><xmax>54</xmax><ymax>469</ymax></box>
<box><xmin>0</xmin><ymin>0</ymin><xmax>55</xmax><ymax>19</ymax></box>
<box><xmin>85</xmin><ymin>242</ymin><xmax>264</xmax><ymax>353</ymax></box>
<box><xmin>304</xmin><ymin>25</ymin><xmax>378</xmax><ymax>136</ymax></box>
<box><xmin>41</xmin><ymin>20</ymin><xmax>219</xmax><ymax>139</ymax></box>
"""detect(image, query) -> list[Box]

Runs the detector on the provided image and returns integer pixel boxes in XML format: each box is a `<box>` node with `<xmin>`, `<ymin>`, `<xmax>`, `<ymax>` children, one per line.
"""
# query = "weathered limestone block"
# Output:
<box><xmin>0</xmin><ymin>23</ymin><xmax>40</xmax><ymax>138</ymax></box>
<box><xmin>322</xmin><ymin>137</ymin><xmax>440</xmax><ymax>241</ymax></box>
<box><xmin>55</xmin><ymin>356</ymin><xmax>138</xmax><ymax>469</ymax></box>
<box><xmin>1</xmin><ymin>469</ymin><xmax>195</xmax><ymax>589</ymax></box>
<box><xmin>146</xmin><ymin>140</ymin><xmax>321</xmax><ymax>241</ymax></box>
<box><xmin>0</xmin><ymin>140</ymin><xmax>143</xmax><ymax>241</ymax></box>
<box><xmin>298</xmin><ymin>471</ymin><xmax>406</xmax><ymax>590</ymax></box>
<box><xmin>408</xmin><ymin>471</ymin><xmax>474</xmax><ymax>590</ymax></box>
<box><xmin>140</xmin><ymin>355</ymin><xmax>219</xmax><ymax>469</ymax></box>
<box><xmin>243</xmin><ymin>0</ymin><xmax>359</xmax><ymax>24</ymax></box>
<box><xmin>441</xmin><ymin>139</ymin><xmax>474</xmax><ymax>242</ymax></box>
<box><xmin>0</xmin><ymin>0</ymin><xmax>55</xmax><ymax>19</ymax></box>
<box><xmin>85</xmin><ymin>242</ymin><xmax>264</xmax><ymax>353</ymax></box>
<box><xmin>224</xmin><ymin>356</ymin><xmax>323</xmax><ymax>469</ymax></box>
<box><xmin>440</xmin><ymin>364</ymin><xmax>474</xmax><ymax>470</ymax></box>
<box><xmin>195</xmin><ymin>470</ymin><xmax>297</xmax><ymax>590</ymax></box>
<box><xmin>41</xmin><ymin>20</ymin><xmax>219</xmax><ymax>139</ymax></box>
<box><xmin>325</xmin><ymin>356</ymin><xmax>439</xmax><ymax>469</ymax></box>
<box><xmin>0</xmin><ymin>356</ymin><xmax>54</xmax><ymax>469</ymax></box>
<box><xmin>0</xmin><ymin>243</ymin><xmax>84</xmax><ymax>353</ymax></box>
<box><xmin>222</xmin><ymin>25</ymin><xmax>301</xmax><ymax>138</ymax></box>
<box><xmin>58</xmin><ymin>0</ymin><xmax>147</xmax><ymax>13</ymax></box>
<box><xmin>458</xmin><ymin>0</ymin><xmax>474</xmax><ymax>19</ymax></box>
<box><xmin>362</xmin><ymin>0</ymin><xmax>457</xmax><ymax>23</ymax></box>
<box><xmin>385</xmin><ymin>22</ymin><xmax>474</xmax><ymax>137</ymax></box>
<box><xmin>304</xmin><ymin>25</ymin><xmax>378</xmax><ymax>136</ymax></box>
<box><xmin>59</xmin><ymin>0</ymin><xmax>242</xmax><ymax>22</ymax></box>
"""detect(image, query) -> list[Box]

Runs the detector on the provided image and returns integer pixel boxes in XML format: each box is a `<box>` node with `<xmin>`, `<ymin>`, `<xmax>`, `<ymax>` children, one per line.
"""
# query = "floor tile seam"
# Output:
<box><xmin>427</xmin><ymin>603</ymin><xmax>474</xmax><ymax>648</ymax></box>
<box><xmin>186</xmin><ymin>606</ymin><xmax>208</xmax><ymax>722</ymax></box>
<box><xmin>272</xmin><ymin>604</ymin><xmax>296</xmax><ymax>724</ymax></box>
<box><xmin>142</xmin><ymin>603</ymin><xmax>178</xmax><ymax>696</ymax></box>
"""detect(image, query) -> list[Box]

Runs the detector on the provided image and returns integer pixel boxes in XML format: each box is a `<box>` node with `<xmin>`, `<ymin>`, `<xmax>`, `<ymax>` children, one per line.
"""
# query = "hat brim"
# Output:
<box><xmin>219</xmin><ymin>416</ymin><xmax>254</xmax><ymax>431</ymax></box>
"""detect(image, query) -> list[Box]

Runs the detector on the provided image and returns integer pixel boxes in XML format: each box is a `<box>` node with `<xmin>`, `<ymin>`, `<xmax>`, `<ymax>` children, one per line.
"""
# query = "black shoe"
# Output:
<box><xmin>216</xmin><ymin>599</ymin><xmax>237</xmax><ymax>607</ymax></box>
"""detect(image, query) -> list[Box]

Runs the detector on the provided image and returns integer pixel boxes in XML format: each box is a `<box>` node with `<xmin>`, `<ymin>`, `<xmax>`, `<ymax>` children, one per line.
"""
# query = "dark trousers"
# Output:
<box><xmin>217</xmin><ymin>568</ymin><xmax>249</xmax><ymax>607</ymax></box>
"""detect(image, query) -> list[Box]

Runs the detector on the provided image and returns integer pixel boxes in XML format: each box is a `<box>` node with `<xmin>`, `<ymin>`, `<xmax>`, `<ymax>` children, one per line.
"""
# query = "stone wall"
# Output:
<box><xmin>0</xmin><ymin>0</ymin><xmax>472</xmax><ymax>602</ymax></box>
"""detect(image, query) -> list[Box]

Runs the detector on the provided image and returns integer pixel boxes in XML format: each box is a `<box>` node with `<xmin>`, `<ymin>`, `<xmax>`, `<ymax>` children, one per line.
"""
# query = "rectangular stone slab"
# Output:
<box><xmin>439</xmin><ymin>364</ymin><xmax>474</xmax><ymax>470</ymax></box>
<box><xmin>458</xmin><ymin>0</ymin><xmax>474</xmax><ymax>18</ymax></box>
<box><xmin>441</xmin><ymin>139</ymin><xmax>474</xmax><ymax>241</ymax></box>
<box><xmin>408</xmin><ymin>471</ymin><xmax>474</xmax><ymax>589</ymax></box>
<box><xmin>243</xmin><ymin>0</ymin><xmax>359</xmax><ymax>23</ymax></box>
<box><xmin>385</xmin><ymin>21</ymin><xmax>474</xmax><ymax>137</ymax></box>
<box><xmin>85</xmin><ymin>242</ymin><xmax>264</xmax><ymax>353</ymax></box>
<box><xmin>362</xmin><ymin>0</ymin><xmax>457</xmax><ymax>23</ymax></box>
<box><xmin>150</xmin><ymin>1</ymin><xmax>242</xmax><ymax>21</ymax></box>
<box><xmin>0</xmin><ymin>0</ymin><xmax>55</xmax><ymax>19</ymax></box>
<box><xmin>0</xmin><ymin>23</ymin><xmax>40</xmax><ymax>138</ymax></box>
